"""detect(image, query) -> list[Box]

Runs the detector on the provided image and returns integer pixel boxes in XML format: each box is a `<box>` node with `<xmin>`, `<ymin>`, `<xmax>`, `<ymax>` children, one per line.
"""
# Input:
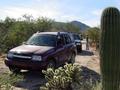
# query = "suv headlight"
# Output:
<box><xmin>32</xmin><ymin>55</ymin><xmax>42</xmax><ymax>61</ymax></box>
<box><xmin>7</xmin><ymin>52</ymin><xmax>14</xmax><ymax>58</ymax></box>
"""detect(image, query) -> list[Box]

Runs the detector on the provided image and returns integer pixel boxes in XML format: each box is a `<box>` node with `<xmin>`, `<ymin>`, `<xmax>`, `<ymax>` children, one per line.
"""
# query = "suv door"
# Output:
<box><xmin>63</xmin><ymin>34</ymin><xmax>74</xmax><ymax>62</ymax></box>
<box><xmin>55</xmin><ymin>34</ymin><xmax>66</xmax><ymax>66</ymax></box>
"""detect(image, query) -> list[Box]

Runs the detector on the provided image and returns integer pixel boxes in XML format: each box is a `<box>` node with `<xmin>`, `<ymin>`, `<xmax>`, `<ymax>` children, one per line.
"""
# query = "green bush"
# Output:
<box><xmin>92</xmin><ymin>83</ymin><xmax>101</xmax><ymax>90</ymax></box>
<box><xmin>41</xmin><ymin>64</ymin><xmax>101</xmax><ymax>90</ymax></box>
<box><xmin>0</xmin><ymin>72</ymin><xmax>23</xmax><ymax>90</ymax></box>
<box><xmin>40</xmin><ymin>64</ymin><xmax>82</xmax><ymax>90</ymax></box>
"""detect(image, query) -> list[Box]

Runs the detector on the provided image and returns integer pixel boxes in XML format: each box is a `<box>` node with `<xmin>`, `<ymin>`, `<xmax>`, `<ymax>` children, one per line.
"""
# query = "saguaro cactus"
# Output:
<box><xmin>100</xmin><ymin>7</ymin><xmax>120</xmax><ymax>90</ymax></box>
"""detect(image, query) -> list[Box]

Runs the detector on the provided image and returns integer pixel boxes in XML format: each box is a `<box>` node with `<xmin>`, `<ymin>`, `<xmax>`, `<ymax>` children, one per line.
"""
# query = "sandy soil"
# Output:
<box><xmin>0</xmin><ymin>43</ymin><xmax>100</xmax><ymax>90</ymax></box>
<box><xmin>76</xmin><ymin>44</ymin><xmax>100</xmax><ymax>73</ymax></box>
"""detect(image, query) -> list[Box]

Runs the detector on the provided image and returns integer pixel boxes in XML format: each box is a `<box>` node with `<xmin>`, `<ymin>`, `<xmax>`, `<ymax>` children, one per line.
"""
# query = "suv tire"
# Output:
<box><xmin>68</xmin><ymin>53</ymin><xmax>75</xmax><ymax>64</ymax></box>
<box><xmin>9</xmin><ymin>67</ymin><xmax>21</xmax><ymax>73</ymax></box>
<box><xmin>47</xmin><ymin>60</ymin><xmax>56</xmax><ymax>69</ymax></box>
<box><xmin>79</xmin><ymin>45</ymin><xmax>82</xmax><ymax>53</ymax></box>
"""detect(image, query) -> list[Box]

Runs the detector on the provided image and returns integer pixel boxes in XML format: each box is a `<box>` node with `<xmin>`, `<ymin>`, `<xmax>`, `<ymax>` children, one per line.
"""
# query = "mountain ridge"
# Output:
<box><xmin>54</xmin><ymin>20</ymin><xmax>90</xmax><ymax>32</ymax></box>
<box><xmin>71</xmin><ymin>21</ymin><xmax>90</xmax><ymax>31</ymax></box>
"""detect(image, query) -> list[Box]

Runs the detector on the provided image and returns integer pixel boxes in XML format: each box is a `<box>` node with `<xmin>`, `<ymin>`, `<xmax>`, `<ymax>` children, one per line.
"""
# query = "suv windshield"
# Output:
<box><xmin>26</xmin><ymin>34</ymin><xmax>57</xmax><ymax>47</ymax></box>
<box><xmin>73</xmin><ymin>34</ymin><xmax>80</xmax><ymax>40</ymax></box>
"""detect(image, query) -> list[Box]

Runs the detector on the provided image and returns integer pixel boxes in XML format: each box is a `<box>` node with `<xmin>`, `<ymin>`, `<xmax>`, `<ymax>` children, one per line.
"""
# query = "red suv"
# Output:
<box><xmin>5</xmin><ymin>32</ymin><xmax>77</xmax><ymax>73</ymax></box>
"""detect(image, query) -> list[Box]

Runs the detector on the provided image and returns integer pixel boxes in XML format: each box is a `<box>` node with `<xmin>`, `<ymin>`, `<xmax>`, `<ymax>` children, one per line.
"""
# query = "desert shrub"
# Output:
<box><xmin>85</xmin><ymin>27</ymin><xmax>100</xmax><ymax>49</ymax></box>
<box><xmin>41</xmin><ymin>64</ymin><xmax>100</xmax><ymax>90</ymax></box>
<box><xmin>92</xmin><ymin>83</ymin><xmax>101</xmax><ymax>90</ymax></box>
<box><xmin>0</xmin><ymin>72</ymin><xmax>23</xmax><ymax>90</ymax></box>
<box><xmin>40</xmin><ymin>64</ymin><xmax>81</xmax><ymax>90</ymax></box>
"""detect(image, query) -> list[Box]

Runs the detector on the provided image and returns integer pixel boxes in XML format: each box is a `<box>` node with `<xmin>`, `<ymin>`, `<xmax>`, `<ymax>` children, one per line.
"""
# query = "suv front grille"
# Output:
<box><xmin>13</xmin><ymin>54</ymin><xmax>31</xmax><ymax>59</ymax></box>
<box><xmin>12</xmin><ymin>53</ymin><xmax>32</xmax><ymax>61</ymax></box>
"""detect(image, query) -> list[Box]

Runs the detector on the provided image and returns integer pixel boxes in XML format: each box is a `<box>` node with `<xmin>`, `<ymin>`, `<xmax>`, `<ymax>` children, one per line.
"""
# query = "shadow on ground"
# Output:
<box><xmin>16</xmin><ymin>71</ymin><xmax>46</xmax><ymax>90</ymax></box>
<box><xmin>80</xmin><ymin>66</ymin><xmax>101</xmax><ymax>83</ymax></box>
<box><xmin>14</xmin><ymin>66</ymin><xmax>100</xmax><ymax>90</ymax></box>
<box><xmin>78</xmin><ymin>66</ymin><xmax>101</xmax><ymax>90</ymax></box>
<box><xmin>78</xmin><ymin>50</ymin><xmax>94</xmax><ymax>56</ymax></box>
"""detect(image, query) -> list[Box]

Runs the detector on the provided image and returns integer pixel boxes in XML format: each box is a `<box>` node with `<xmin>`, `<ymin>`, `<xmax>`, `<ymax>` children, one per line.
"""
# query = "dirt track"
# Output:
<box><xmin>0</xmin><ymin>43</ymin><xmax>100</xmax><ymax>90</ymax></box>
<box><xmin>76</xmin><ymin>44</ymin><xmax>100</xmax><ymax>73</ymax></box>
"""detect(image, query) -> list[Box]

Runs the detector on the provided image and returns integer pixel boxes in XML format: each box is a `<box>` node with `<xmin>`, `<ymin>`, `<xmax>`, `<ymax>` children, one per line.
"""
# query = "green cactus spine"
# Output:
<box><xmin>100</xmin><ymin>7</ymin><xmax>120</xmax><ymax>90</ymax></box>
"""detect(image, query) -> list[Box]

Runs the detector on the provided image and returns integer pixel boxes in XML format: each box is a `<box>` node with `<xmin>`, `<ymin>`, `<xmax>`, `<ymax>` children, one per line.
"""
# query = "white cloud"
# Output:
<box><xmin>0</xmin><ymin>6</ymin><xmax>100</xmax><ymax>27</ymax></box>
<box><xmin>0</xmin><ymin>0</ymin><xmax>102</xmax><ymax>27</ymax></box>
<box><xmin>0</xmin><ymin>0</ymin><xmax>61</xmax><ymax>19</ymax></box>
<box><xmin>82</xmin><ymin>18</ymin><xmax>100</xmax><ymax>27</ymax></box>
<box><xmin>85</xmin><ymin>9</ymin><xmax>103</xmax><ymax>27</ymax></box>
<box><xmin>0</xmin><ymin>5</ymin><xmax>81</xmax><ymax>23</ymax></box>
<box><xmin>0</xmin><ymin>6</ymin><xmax>60</xmax><ymax>20</ymax></box>
<box><xmin>56</xmin><ymin>15</ymin><xmax>81</xmax><ymax>22</ymax></box>
<box><xmin>92</xmin><ymin>9</ymin><xmax>103</xmax><ymax>17</ymax></box>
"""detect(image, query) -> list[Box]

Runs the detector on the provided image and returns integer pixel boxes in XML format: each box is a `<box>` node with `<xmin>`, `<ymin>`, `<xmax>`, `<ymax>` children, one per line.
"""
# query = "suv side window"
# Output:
<box><xmin>64</xmin><ymin>34</ymin><xmax>72</xmax><ymax>44</ymax></box>
<box><xmin>59</xmin><ymin>34</ymin><xmax>66</xmax><ymax>45</ymax></box>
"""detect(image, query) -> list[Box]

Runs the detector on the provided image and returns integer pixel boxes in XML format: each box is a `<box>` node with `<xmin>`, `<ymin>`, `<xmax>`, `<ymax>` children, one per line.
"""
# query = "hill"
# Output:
<box><xmin>71</xmin><ymin>21</ymin><xmax>90</xmax><ymax>31</ymax></box>
<box><xmin>53</xmin><ymin>21</ymin><xmax>90</xmax><ymax>32</ymax></box>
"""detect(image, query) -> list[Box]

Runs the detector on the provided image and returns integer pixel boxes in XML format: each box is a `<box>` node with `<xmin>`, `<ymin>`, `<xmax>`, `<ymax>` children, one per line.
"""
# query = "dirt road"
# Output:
<box><xmin>0</xmin><ymin>43</ymin><xmax>100</xmax><ymax>90</ymax></box>
<box><xmin>76</xmin><ymin>44</ymin><xmax>100</xmax><ymax>73</ymax></box>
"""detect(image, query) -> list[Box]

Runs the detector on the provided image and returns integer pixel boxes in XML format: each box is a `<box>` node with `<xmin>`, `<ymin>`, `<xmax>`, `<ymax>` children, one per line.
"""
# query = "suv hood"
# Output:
<box><xmin>10</xmin><ymin>45</ymin><xmax>54</xmax><ymax>54</ymax></box>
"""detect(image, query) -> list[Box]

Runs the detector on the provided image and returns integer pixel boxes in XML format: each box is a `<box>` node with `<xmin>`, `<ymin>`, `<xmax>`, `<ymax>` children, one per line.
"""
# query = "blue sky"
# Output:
<box><xmin>0</xmin><ymin>0</ymin><xmax>120</xmax><ymax>27</ymax></box>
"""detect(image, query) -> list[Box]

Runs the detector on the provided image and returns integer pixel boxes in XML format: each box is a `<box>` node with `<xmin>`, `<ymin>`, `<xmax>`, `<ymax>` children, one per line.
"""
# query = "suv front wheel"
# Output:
<box><xmin>46</xmin><ymin>60</ymin><xmax>56</xmax><ymax>69</ymax></box>
<box><xmin>68</xmin><ymin>53</ymin><xmax>75</xmax><ymax>64</ymax></box>
<box><xmin>9</xmin><ymin>67</ymin><xmax>21</xmax><ymax>73</ymax></box>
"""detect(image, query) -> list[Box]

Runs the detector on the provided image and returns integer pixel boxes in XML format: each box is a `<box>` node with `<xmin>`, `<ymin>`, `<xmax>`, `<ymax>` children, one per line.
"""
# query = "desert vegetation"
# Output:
<box><xmin>85</xmin><ymin>27</ymin><xmax>100</xmax><ymax>49</ymax></box>
<box><xmin>100</xmin><ymin>7</ymin><xmax>120</xmax><ymax>90</ymax></box>
<box><xmin>41</xmin><ymin>64</ymin><xmax>100</xmax><ymax>90</ymax></box>
<box><xmin>0</xmin><ymin>14</ymin><xmax>101</xmax><ymax>54</ymax></box>
<box><xmin>0</xmin><ymin>15</ymin><xmax>81</xmax><ymax>53</ymax></box>
<box><xmin>0</xmin><ymin>72</ymin><xmax>23</xmax><ymax>90</ymax></box>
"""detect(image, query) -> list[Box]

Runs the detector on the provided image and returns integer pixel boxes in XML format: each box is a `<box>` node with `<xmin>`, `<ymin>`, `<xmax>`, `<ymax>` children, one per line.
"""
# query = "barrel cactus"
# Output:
<box><xmin>100</xmin><ymin>7</ymin><xmax>120</xmax><ymax>90</ymax></box>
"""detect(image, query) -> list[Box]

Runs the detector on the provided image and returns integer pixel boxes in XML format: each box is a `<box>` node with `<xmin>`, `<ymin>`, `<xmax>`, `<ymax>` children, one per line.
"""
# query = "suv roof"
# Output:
<box><xmin>35</xmin><ymin>32</ymin><xmax>70</xmax><ymax>35</ymax></box>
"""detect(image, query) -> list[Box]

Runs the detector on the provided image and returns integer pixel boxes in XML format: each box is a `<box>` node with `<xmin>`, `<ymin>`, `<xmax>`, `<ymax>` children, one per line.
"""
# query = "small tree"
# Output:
<box><xmin>35</xmin><ymin>17</ymin><xmax>54</xmax><ymax>32</ymax></box>
<box><xmin>65</xmin><ymin>22</ymin><xmax>80</xmax><ymax>33</ymax></box>
<box><xmin>86</xmin><ymin>27</ymin><xmax>100</xmax><ymax>48</ymax></box>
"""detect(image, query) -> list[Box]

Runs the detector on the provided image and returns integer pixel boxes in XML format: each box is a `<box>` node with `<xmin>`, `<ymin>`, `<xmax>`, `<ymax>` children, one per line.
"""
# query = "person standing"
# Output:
<box><xmin>86</xmin><ymin>35</ymin><xmax>89</xmax><ymax>50</ymax></box>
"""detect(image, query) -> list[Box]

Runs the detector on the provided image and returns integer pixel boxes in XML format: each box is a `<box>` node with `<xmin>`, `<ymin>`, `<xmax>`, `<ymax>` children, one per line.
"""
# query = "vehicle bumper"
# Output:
<box><xmin>76</xmin><ymin>45</ymin><xmax>82</xmax><ymax>52</ymax></box>
<box><xmin>4</xmin><ymin>58</ymin><xmax>47</xmax><ymax>70</ymax></box>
